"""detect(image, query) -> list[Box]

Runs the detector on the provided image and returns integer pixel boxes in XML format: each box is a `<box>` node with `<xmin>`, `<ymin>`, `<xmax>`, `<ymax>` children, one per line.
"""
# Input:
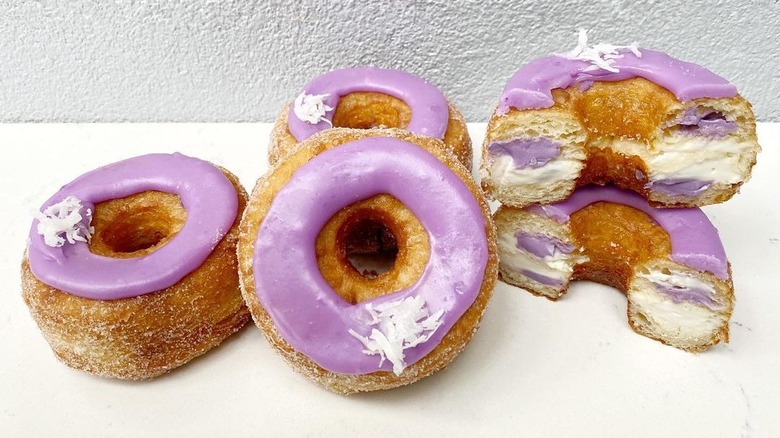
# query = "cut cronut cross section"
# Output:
<box><xmin>494</xmin><ymin>186</ymin><xmax>735</xmax><ymax>352</ymax></box>
<box><xmin>481</xmin><ymin>78</ymin><xmax>760</xmax><ymax>208</ymax></box>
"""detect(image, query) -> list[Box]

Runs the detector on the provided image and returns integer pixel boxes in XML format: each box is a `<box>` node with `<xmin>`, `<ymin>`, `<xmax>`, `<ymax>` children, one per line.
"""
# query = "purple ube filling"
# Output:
<box><xmin>649</xmin><ymin>179</ymin><xmax>712</xmax><ymax>197</ymax></box>
<box><xmin>677</xmin><ymin>109</ymin><xmax>737</xmax><ymax>137</ymax></box>
<box><xmin>520</xmin><ymin>269</ymin><xmax>564</xmax><ymax>287</ymax></box>
<box><xmin>488</xmin><ymin>137</ymin><xmax>561</xmax><ymax>169</ymax></box>
<box><xmin>652</xmin><ymin>284</ymin><xmax>719</xmax><ymax>310</ymax></box>
<box><xmin>515</xmin><ymin>231</ymin><xmax>574</xmax><ymax>258</ymax></box>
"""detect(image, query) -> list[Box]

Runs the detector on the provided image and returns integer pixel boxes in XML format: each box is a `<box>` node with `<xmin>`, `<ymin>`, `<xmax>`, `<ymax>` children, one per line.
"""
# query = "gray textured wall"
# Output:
<box><xmin>1</xmin><ymin>0</ymin><xmax>779</xmax><ymax>123</ymax></box>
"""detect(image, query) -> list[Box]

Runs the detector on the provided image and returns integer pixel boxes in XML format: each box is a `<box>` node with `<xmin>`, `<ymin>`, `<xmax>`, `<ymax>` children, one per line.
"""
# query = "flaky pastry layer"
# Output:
<box><xmin>21</xmin><ymin>168</ymin><xmax>250</xmax><ymax>379</ymax></box>
<box><xmin>481</xmin><ymin>78</ymin><xmax>760</xmax><ymax>208</ymax></box>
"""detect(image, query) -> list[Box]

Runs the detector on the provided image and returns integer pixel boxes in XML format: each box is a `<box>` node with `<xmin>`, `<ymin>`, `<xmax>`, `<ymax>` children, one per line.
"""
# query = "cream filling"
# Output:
<box><xmin>647</xmin><ymin>136</ymin><xmax>752</xmax><ymax>184</ymax></box>
<box><xmin>637</xmin><ymin>270</ymin><xmax>716</xmax><ymax>296</ymax></box>
<box><xmin>489</xmin><ymin>154</ymin><xmax>583</xmax><ymax>187</ymax></box>
<box><xmin>497</xmin><ymin>231</ymin><xmax>583</xmax><ymax>285</ymax></box>
<box><xmin>635</xmin><ymin>269</ymin><xmax>723</xmax><ymax>312</ymax></box>
<box><xmin>630</xmin><ymin>289</ymin><xmax>725</xmax><ymax>341</ymax></box>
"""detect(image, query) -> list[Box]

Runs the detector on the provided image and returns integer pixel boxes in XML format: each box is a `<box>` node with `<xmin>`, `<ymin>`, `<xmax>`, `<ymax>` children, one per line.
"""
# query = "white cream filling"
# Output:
<box><xmin>497</xmin><ymin>231</ymin><xmax>583</xmax><ymax>285</ymax></box>
<box><xmin>647</xmin><ymin>136</ymin><xmax>752</xmax><ymax>184</ymax></box>
<box><xmin>630</xmin><ymin>289</ymin><xmax>724</xmax><ymax>340</ymax></box>
<box><xmin>489</xmin><ymin>154</ymin><xmax>583</xmax><ymax>187</ymax></box>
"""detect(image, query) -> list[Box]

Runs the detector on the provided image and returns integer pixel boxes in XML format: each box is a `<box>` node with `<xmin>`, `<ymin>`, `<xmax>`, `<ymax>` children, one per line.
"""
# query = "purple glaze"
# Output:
<box><xmin>287</xmin><ymin>67</ymin><xmax>449</xmax><ymax>142</ymax></box>
<box><xmin>498</xmin><ymin>49</ymin><xmax>736</xmax><ymax>114</ymax></box>
<box><xmin>252</xmin><ymin>138</ymin><xmax>489</xmax><ymax>375</ymax></box>
<box><xmin>520</xmin><ymin>269</ymin><xmax>564</xmax><ymax>287</ymax></box>
<box><xmin>27</xmin><ymin>153</ymin><xmax>239</xmax><ymax>300</ymax></box>
<box><xmin>678</xmin><ymin>109</ymin><xmax>737</xmax><ymax>136</ymax></box>
<box><xmin>653</xmin><ymin>284</ymin><xmax>719</xmax><ymax>310</ymax></box>
<box><xmin>515</xmin><ymin>231</ymin><xmax>574</xmax><ymax>258</ymax></box>
<box><xmin>488</xmin><ymin>137</ymin><xmax>561</xmax><ymax>169</ymax></box>
<box><xmin>528</xmin><ymin>185</ymin><xmax>729</xmax><ymax>280</ymax></box>
<box><xmin>649</xmin><ymin>179</ymin><xmax>712</xmax><ymax>197</ymax></box>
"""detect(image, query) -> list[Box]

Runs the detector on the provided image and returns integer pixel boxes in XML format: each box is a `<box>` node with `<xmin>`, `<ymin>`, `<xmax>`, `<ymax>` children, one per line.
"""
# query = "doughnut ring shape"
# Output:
<box><xmin>494</xmin><ymin>185</ymin><xmax>734</xmax><ymax>351</ymax></box>
<box><xmin>270</xmin><ymin>67</ymin><xmax>472</xmax><ymax>169</ymax></box>
<box><xmin>27</xmin><ymin>153</ymin><xmax>239</xmax><ymax>300</ymax></box>
<box><xmin>254</xmin><ymin>137</ymin><xmax>487</xmax><ymax>373</ymax></box>
<box><xmin>287</xmin><ymin>67</ymin><xmax>449</xmax><ymax>142</ymax></box>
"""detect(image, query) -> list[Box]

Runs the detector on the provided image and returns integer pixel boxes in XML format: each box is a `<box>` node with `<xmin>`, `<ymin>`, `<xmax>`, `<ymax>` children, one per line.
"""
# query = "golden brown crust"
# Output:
<box><xmin>269</xmin><ymin>93</ymin><xmax>472</xmax><ymax>170</ymax></box>
<box><xmin>570</xmin><ymin>78</ymin><xmax>678</xmax><ymax>142</ymax></box>
<box><xmin>316</xmin><ymin>194</ymin><xmax>429</xmax><ymax>304</ymax></box>
<box><xmin>239</xmin><ymin>128</ymin><xmax>498</xmax><ymax>394</ymax></box>
<box><xmin>21</xmin><ymin>167</ymin><xmax>250</xmax><ymax>380</ymax></box>
<box><xmin>577</xmin><ymin>147</ymin><xmax>649</xmax><ymax>195</ymax></box>
<box><xmin>331</xmin><ymin>92</ymin><xmax>412</xmax><ymax>129</ymax></box>
<box><xmin>481</xmin><ymin>77</ymin><xmax>760</xmax><ymax>208</ymax></box>
<box><xmin>89</xmin><ymin>192</ymin><xmax>187</xmax><ymax>258</ymax></box>
<box><xmin>569</xmin><ymin>202</ymin><xmax>671</xmax><ymax>291</ymax></box>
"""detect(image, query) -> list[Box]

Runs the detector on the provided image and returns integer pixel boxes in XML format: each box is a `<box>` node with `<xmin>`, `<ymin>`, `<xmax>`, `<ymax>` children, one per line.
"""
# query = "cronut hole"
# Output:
<box><xmin>90</xmin><ymin>193</ymin><xmax>186</xmax><ymax>257</ymax></box>
<box><xmin>344</xmin><ymin>219</ymin><xmax>399</xmax><ymax>279</ymax></box>
<box><xmin>100</xmin><ymin>209</ymin><xmax>173</xmax><ymax>253</ymax></box>
<box><xmin>331</xmin><ymin>92</ymin><xmax>412</xmax><ymax>130</ymax></box>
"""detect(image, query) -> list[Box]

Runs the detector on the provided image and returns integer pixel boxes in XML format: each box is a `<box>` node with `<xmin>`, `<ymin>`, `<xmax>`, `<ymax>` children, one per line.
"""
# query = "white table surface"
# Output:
<box><xmin>2</xmin><ymin>123</ymin><xmax>778</xmax><ymax>437</ymax></box>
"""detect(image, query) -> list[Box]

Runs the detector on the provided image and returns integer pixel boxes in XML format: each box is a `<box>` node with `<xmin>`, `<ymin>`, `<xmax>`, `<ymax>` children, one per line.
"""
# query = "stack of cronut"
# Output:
<box><xmin>236</xmin><ymin>66</ymin><xmax>501</xmax><ymax>395</ymax></box>
<box><xmin>480</xmin><ymin>32</ymin><xmax>760</xmax><ymax>352</ymax></box>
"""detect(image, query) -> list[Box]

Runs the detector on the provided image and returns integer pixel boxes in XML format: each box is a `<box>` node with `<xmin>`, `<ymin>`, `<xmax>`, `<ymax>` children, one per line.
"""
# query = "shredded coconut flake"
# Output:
<box><xmin>34</xmin><ymin>196</ymin><xmax>94</xmax><ymax>247</ymax></box>
<box><xmin>293</xmin><ymin>92</ymin><xmax>334</xmax><ymax>125</ymax></box>
<box><xmin>348</xmin><ymin>296</ymin><xmax>444</xmax><ymax>375</ymax></box>
<box><xmin>560</xmin><ymin>29</ymin><xmax>641</xmax><ymax>73</ymax></box>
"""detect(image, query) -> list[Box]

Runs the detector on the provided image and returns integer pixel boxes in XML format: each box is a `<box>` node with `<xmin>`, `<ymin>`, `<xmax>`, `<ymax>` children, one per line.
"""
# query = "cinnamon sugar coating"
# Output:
<box><xmin>21</xmin><ymin>168</ymin><xmax>250</xmax><ymax>380</ymax></box>
<box><xmin>238</xmin><ymin>128</ymin><xmax>498</xmax><ymax>394</ymax></box>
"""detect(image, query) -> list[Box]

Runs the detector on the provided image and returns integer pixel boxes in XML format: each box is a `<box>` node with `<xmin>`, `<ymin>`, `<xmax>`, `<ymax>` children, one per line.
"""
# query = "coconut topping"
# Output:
<box><xmin>561</xmin><ymin>29</ymin><xmax>641</xmax><ymax>73</ymax></box>
<box><xmin>293</xmin><ymin>92</ymin><xmax>334</xmax><ymax>125</ymax></box>
<box><xmin>349</xmin><ymin>296</ymin><xmax>444</xmax><ymax>375</ymax></box>
<box><xmin>34</xmin><ymin>196</ymin><xmax>94</xmax><ymax>247</ymax></box>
